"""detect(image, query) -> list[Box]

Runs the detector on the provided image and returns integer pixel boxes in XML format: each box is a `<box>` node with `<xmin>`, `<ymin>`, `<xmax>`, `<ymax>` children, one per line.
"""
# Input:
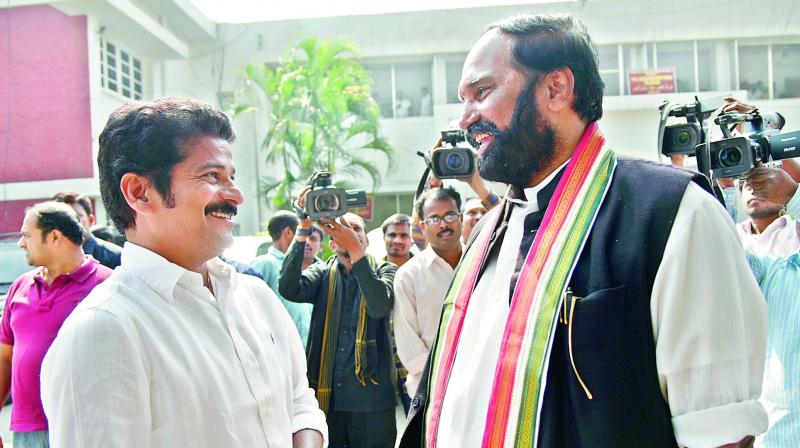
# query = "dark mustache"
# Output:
<box><xmin>204</xmin><ymin>202</ymin><xmax>238</xmax><ymax>217</ymax></box>
<box><xmin>466</xmin><ymin>120</ymin><xmax>501</xmax><ymax>147</ymax></box>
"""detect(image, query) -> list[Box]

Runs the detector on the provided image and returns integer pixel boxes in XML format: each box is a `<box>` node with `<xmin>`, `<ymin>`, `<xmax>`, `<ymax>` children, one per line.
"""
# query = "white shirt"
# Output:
<box><xmin>393</xmin><ymin>246</ymin><xmax>456</xmax><ymax>396</ymax></box>
<box><xmin>41</xmin><ymin>243</ymin><xmax>327</xmax><ymax>448</ymax></box>
<box><xmin>437</xmin><ymin>181</ymin><xmax>768</xmax><ymax>448</ymax></box>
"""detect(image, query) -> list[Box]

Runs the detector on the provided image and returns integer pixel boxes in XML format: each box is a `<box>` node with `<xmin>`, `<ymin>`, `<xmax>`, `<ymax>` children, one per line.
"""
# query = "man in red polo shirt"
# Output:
<box><xmin>0</xmin><ymin>202</ymin><xmax>112</xmax><ymax>448</ymax></box>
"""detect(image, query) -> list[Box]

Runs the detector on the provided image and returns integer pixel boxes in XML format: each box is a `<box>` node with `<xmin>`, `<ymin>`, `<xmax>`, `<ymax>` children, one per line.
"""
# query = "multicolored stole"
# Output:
<box><xmin>425</xmin><ymin>123</ymin><xmax>617</xmax><ymax>448</ymax></box>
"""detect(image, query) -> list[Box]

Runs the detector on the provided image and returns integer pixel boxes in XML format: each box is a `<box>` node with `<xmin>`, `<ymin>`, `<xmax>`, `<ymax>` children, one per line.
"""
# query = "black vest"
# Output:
<box><xmin>399</xmin><ymin>159</ymin><xmax>712</xmax><ymax>448</ymax></box>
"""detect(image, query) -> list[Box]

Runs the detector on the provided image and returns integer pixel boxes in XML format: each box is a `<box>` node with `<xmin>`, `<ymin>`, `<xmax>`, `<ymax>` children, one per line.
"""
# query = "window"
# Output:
<box><xmin>365</xmin><ymin>63</ymin><xmax>393</xmax><ymax>118</ymax></box>
<box><xmin>772</xmin><ymin>44</ymin><xmax>800</xmax><ymax>99</ymax></box>
<box><xmin>655</xmin><ymin>42</ymin><xmax>695</xmax><ymax>92</ymax></box>
<box><xmin>445</xmin><ymin>54</ymin><xmax>467</xmax><ymax>104</ymax></box>
<box><xmin>622</xmin><ymin>43</ymin><xmax>654</xmax><ymax>94</ymax></box>
<box><xmin>597</xmin><ymin>45</ymin><xmax>621</xmax><ymax>96</ymax></box>
<box><xmin>100</xmin><ymin>37</ymin><xmax>143</xmax><ymax>100</ymax></box>
<box><xmin>365</xmin><ymin>60</ymin><xmax>432</xmax><ymax>118</ymax></box>
<box><xmin>697</xmin><ymin>41</ymin><xmax>736</xmax><ymax>92</ymax></box>
<box><xmin>738</xmin><ymin>45</ymin><xmax>769</xmax><ymax>100</ymax></box>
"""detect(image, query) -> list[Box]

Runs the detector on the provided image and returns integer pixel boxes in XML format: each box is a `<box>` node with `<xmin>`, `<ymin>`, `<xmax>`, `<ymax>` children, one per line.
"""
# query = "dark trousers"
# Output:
<box><xmin>328</xmin><ymin>409</ymin><xmax>396</xmax><ymax>448</ymax></box>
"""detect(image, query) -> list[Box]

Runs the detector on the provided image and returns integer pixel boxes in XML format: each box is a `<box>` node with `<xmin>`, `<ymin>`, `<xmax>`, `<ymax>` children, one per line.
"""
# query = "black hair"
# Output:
<box><xmin>97</xmin><ymin>97</ymin><xmax>235</xmax><ymax>232</ymax></box>
<box><xmin>52</xmin><ymin>191</ymin><xmax>93</xmax><ymax>217</ymax></box>
<box><xmin>310</xmin><ymin>225</ymin><xmax>324</xmax><ymax>239</ymax></box>
<box><xmin>487</xmin><ymin>13</ymin><xmax>604</xmax><ymax>122</ymax></box>
<box><xmin>414</xmin><ymin>187</ymin><xmax>462</xmax><ymax>220</ymax></box>
<box><xmin>28</xmin><ymin>201</ymin><xmax>85</xmax><ymax>245</ymax></box>
<box><xmin>381</xmin><ymin>213</ymin><xmax>411</xmax><ymax>235</ymax></box>
<box><xmin>267</xmin><ymin>211</ymin><xmax>300</xmax><ymax>241</ymax></box>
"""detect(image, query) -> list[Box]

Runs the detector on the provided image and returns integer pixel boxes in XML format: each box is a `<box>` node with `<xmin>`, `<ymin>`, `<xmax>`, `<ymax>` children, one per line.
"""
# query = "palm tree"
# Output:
<box><xmin>232</xmin><ymin>37</ymin><xmax>394</xmax><ymax>210</ymax></box>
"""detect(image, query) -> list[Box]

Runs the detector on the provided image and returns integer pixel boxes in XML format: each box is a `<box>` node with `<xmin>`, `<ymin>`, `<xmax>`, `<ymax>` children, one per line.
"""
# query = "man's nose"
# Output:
<box><xmin>222</xmin><ymin>182</ymin><xmax>245</xmax><ymax>206</ymax></box>
<box><xmin>459</xmin><ymin>104</ymin><xmax>479</xmax><ymax>130</ymax></box>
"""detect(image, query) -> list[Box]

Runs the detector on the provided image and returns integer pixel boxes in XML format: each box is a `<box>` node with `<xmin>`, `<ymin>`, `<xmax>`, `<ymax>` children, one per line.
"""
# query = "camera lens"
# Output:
<box><xmin>314</xmin><ymin>193</ymin><xmax>340</xmax><ymax>212</ymax></box>
<box><xmin>445</xmin><ymin>152</ymin><xmax>465</xmax><ymax>171</ymax></box>
<box><xmin>676</xmin><ymin>130</ymin><xmax>691</xmax><ymax>146</ymax></box>
<box><xmin>718</xmin><ymin>147</ymin><xmax>743</xmax><ymax>168</ymax></box>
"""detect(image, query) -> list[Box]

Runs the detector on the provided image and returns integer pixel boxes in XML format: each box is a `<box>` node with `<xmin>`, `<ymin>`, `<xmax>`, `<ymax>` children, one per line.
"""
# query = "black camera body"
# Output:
<box><xmin>304</xmin><ymin>171</ymin><xmax>368</xmax><ymax>220</ymax></box>
<box><xmin>423</xmin><ymin>129</ymin><xmax>475</xmax><ymax>179</ymax></box>
<box><xmin>658</xmin><ymin>96</ymin><xmax>725</xmax><ymax>157</ymax></box>
<box><xmin>698</xmin><ymin>111</ymin><xmax>799</xmax><ymax>178</ymax></box>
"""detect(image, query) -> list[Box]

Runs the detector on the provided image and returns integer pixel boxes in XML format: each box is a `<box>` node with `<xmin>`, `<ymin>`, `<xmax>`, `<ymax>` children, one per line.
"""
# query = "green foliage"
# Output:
<box><xmin>232</xmin><ymin>37</ymin><xmax>394</xmax><ymax>210</ymax></box>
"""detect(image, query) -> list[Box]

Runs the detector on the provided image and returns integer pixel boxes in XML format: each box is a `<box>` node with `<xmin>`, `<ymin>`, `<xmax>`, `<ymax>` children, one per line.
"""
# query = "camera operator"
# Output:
<box><xmin>719</xmin><ymin>167</ymin><xmax>800</xmax><ymax>257</ymax></box>
<box><xmin>735</xmin><ymin>166</ymin><xmax>800</xmax><ymax>447</ymax></box>
<box><xmin>279</xmin><ymin>187</ymin><xmax>398</xmax><ymax>448</ymax></box>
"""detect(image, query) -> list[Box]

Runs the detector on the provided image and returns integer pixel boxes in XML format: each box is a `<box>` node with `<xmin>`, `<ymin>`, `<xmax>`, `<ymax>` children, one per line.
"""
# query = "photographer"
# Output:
<box><xmin>720</xmin><ymin>167</ymin><xmax>800</xmax><ymax>257</ymax></box>
<box><xmin>736</xmin><ymin>166</ymin><xmax>800</xmax><ymax>447</ymax></box>
<box><xmin>279</xmin><ymin>187</ymin><xmax>398</xmax><ymax>448</ymax></box>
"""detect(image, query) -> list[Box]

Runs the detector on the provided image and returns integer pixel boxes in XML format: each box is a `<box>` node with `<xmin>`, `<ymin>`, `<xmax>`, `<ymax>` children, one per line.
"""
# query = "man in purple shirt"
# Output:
<box><xmin>0</xmin><ymin>202</ymin><xmax>112</xmax><ymax>448</ymax></box>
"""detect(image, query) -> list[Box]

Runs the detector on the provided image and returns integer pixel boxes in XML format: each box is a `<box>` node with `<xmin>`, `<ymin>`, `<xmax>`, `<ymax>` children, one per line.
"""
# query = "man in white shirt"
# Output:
<box><xmin>394</xmin><ymin>187</ymin><xmax>463</xmax><ymax>398</ymax></box>
<box><xmin>399</xmin><ymin>13</ymin><xmax>766</xmax><ymax>448</ymax></box>
<box><xmin>40</xmin><ymin>97</ymin><xmax>326</xmax><ymax>448</ymax></box>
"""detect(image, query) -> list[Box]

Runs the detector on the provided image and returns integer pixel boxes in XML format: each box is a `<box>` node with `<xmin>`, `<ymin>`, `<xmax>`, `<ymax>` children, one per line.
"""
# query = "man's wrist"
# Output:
<box><xmin>481</xmin><ymin>192</ymin><xmax>500</xmax><ymax>209</ymax></box>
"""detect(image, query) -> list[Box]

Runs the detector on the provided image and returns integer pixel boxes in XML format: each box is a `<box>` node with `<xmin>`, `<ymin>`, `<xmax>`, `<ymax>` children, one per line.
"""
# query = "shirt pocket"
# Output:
<box><xmin>567</xmin><ymin>285</ymin><xmax>630</xmax><ymax>396</ymax></box>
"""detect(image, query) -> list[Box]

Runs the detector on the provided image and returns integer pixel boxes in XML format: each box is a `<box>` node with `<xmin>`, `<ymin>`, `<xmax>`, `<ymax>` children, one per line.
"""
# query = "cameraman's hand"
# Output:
<box><xmin>721</xmin><ymin>97</ymin><xmax>757</xmax><ymax>114</ymax></box>
<box><xmin>319</xmin><ymin>217</ymin><xmax>365</xmax><ymax>263</ymax></box>
<box><xmin>744</xmin><ymin>166</ymin><xmax>798</xmax><ymax>206</ymax></box>
<box><xmin>293</xmin><ymin>186</ymin><xmax>313</xmax><ymax>234</ymax></box>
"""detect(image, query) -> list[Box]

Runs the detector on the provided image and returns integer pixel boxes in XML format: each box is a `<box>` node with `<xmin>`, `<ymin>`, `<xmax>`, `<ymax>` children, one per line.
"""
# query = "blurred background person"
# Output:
<box><xmin>303</xmin><ymin>225</ymin><xmax>324</xmax><ymax>270</ymax></box>
<box><xmin>381</xmin><ymin>214</ymin><xmax>412</xmax><ymax>268</ymax></box>
<box><xmin>1</xmin><ymin>202</ymin><xmax>112</xmax><ymax>448</ymax></box>
<box><xmin>460</xmin><ymin>197</ymin><xmax>487</xmax><ymax>244</ymax></box>
<box><xmin>52</xmin><ymin>191</ymin><xmax>122</xmax><ymax>269</ymax></box>
<box><xmin>393</xmin><ymin>187</ymin><xmax>462</xmax><ymax>401</ymax></box>
<box><xmin>251</xmin><ymin>211</ymin><xmax>312</xmax><ymax>347</ymax></box>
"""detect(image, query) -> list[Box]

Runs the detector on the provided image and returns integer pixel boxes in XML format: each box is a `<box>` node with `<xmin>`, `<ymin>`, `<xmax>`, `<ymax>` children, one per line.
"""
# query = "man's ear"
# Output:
<box><xmin>542</xmin><ymin>68</ymin><xmax>576</xmax><ymax>113</ymax></box>
<box><xmin>120</xmin><ymin>173</ymin><xmax>157</xmax><ymax>217</ymax></box>
<box><xmin>88</xmin><ymin>214</ymin><xmax>97</xmax><ymax>227</ymax></box>
<box><xmin>46</xmin><ymin>229</ymin><xmax>61</xmax><ymax>245</ymax></box>
<box><xmin>329</xmin><ymin>239</ymin><xmax>338</xmax><ymax>252</ymax></box>
<box><xmin>284</xmin><ymin>226</ymin><xmax>295</xmax><ymax>241</ymax></box>
<box><xmin>418</xmin><ymin>221</ymin><xmax>426</xmax><ymax>233</ymax></box>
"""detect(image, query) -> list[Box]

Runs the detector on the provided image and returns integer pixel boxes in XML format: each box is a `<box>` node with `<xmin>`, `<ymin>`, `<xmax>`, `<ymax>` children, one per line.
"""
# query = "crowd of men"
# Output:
<box><xmin>1</xmin><ymin>11</ymin><xmax>799</xmax><ymax>448</ymax></box>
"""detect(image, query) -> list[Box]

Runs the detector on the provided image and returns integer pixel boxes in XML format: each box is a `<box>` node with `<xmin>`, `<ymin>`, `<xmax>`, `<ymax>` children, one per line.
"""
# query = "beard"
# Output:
<box><xmin>467</xmin><ymin>82</ymin><xmax>556</xmax><ymax>188</ymax></box>
<box><xmin>748</xmin><ymin>204</ymin><xmax>784</xmax><ymax>219</ymax></box>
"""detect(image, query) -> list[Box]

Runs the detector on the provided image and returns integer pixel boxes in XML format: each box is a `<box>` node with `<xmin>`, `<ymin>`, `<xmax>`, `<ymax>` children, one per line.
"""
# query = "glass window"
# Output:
<box><xmin>656</xmin><ymin>42</ymin><xmax>695</xmax><ymax>92</ymax></box>
<box><xmin>773</xmin><ymin>44</ymin><xmax>800</xmax><ymax>99</ymax></box>
<box><xmin>394</xmin><ymin>61</ymin><xmax>432</xmax><ymax>118</ymax></box>
<box><xmin>738</xmin><ymin>45</ymin><xmax>769</xmax><ymax>100</ymax></box>
<box><xmin>597</xmin><ymin>45</ymin><xmax>620</xmax><ymax>96</ymax></box>
<box><xmin>100</xmin><ymin>38</ymin><xmax>144</xmax><ymax>100</ymax></box>
<box><xmin>598</xmin><ymin>45</ymin><xmax>619</xmax><ymax>71</ymax></box>
<box><xmin>365</xmin><ymin>63</ymin><xmax>393</xmax><ymax>118</ymax></box>
<box><xmin>445</xmin><ymin>54</ymin><xmax>466</xmax><ymax>104</ymax></box>
<box><xmin>623</xmin><ymin>43</ymin><xmax>652</xmax><ymax>94</ymax></box>
<box><xmin>697</xmin><ymin>40</ymin><xmax>736</xmax><ymax>92</ymax></box>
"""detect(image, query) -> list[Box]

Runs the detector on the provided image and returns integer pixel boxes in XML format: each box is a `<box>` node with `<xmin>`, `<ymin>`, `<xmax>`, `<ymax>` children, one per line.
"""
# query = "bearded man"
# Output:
<box><xmin>399</xmin><ymin>13</ymin><xmax>767</xmax><ymax>448</ymax></box>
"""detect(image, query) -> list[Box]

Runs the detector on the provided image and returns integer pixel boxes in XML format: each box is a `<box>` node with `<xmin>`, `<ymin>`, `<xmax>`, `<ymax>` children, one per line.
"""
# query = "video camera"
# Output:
<box><xmin>418</xmin><ymin>129</ymin><xmax>475</xmax><ymax>179</ymax></box>
<box><xmin>697</xmin><ymin>110</ymin><xmax>799</xmax><ymax>178</ymax></box>
<box><xmin>657</xmin><ymin>96</ymin><xmax>725</xmax><ymax>157</ymax></box>
<box><xmin>301</xmin><ymin>171</ymin><xmax>368</xmax><ymax>220</ymax></box>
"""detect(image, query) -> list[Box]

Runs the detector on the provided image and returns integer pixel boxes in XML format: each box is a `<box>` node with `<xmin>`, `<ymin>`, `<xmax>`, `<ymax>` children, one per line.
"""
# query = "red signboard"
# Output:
<box><xmin>628</xmin><ymin>68</ymin><xmax>677</xmax><ymax>95</ymax></box>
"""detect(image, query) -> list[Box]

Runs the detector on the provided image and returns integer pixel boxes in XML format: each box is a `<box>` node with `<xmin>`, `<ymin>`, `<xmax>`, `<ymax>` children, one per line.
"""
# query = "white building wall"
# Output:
<box><xmin>81</xmin><ymin>0</ymin><xmax>800</xmax><ymax>234</ymax></box>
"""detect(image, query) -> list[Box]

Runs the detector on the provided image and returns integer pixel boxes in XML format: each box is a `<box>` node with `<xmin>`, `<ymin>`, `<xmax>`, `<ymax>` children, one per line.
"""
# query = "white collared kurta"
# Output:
<box><xmin>41</xmin><ymin>243</ymin><xmax>327</xmax><ymax>448</ymax></box>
